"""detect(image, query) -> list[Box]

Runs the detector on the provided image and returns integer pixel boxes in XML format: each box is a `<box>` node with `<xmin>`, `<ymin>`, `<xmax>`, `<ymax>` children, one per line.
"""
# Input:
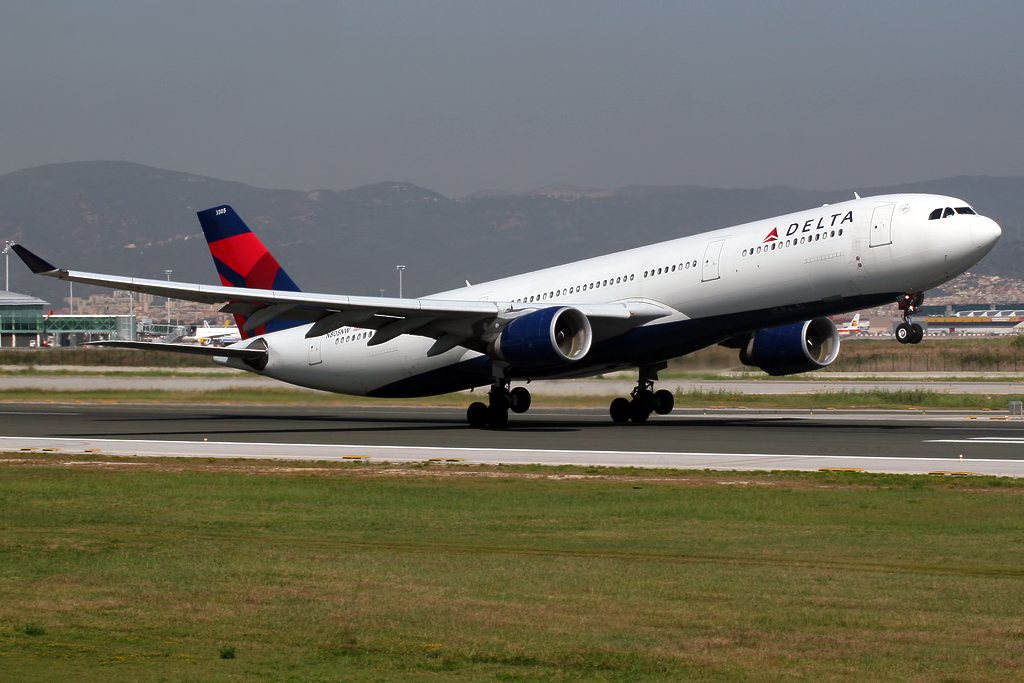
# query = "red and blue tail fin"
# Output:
<box><xmin>197</xmin><ymin>205</ymin><xmax>305</xmax><ymax>338</ymax></box>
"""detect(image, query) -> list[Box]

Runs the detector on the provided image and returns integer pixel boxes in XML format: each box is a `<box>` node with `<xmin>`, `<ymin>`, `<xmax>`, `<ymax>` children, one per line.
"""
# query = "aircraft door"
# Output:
<box><xmin>702</xmin><ymin>239</ymin><xmax>725</xmax><ymax>282</ymax></box>
<box><xmin>870</xmin><ymin>204</ymin><xmax>895</xmax><ymax>247</ymax></box>
<box><xmin>308</xmin><ymin>336</ymin><xmax>323</xmax><ymax>365</ymax></box>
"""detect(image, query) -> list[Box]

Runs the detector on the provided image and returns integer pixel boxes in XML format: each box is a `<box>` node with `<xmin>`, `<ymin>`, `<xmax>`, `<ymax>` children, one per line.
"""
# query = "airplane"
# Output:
<box><xmin>836</xmin><ymin>313</ymin><xmax>864</xmax><ymax>336</ymax></box>
<box><xmin>12</xmin><ymin>193</ymin><xmax>1001</xmax><ymax>428</ymax></box>
<box><xmin>182</xmin><ymin>320</ymin><xmax>242</xmax><ymax>346</ymax></box>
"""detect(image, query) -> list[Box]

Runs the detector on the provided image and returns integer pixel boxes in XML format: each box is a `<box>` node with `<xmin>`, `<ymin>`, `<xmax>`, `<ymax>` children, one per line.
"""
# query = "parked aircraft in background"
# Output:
<box><xmin>13</xmin><ymin>194</ymin><xmax>1000</xmax><ymax>427</ymax></box>
<box><xmin>181</xmin><ymin>320</ymin><xmax>241</xmax><ymax>346</ymax></box>
<box><xmin>836</xmin><ymin>313</ymin><xmax>865</xmax><ymax>336</ymax></box>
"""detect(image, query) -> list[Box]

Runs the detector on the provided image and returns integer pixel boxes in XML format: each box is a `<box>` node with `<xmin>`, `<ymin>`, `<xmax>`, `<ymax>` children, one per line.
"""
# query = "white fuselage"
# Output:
<box><xmin>218</xmin><ymin>193</ymin><xmax>1000</xmax><ymax>397</ymax></box>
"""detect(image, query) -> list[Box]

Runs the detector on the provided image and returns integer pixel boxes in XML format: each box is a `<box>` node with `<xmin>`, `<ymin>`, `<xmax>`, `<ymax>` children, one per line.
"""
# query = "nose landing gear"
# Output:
<box><xmin>610</xmin><ymin>363</ymin><xmax>673</xmax><ymax>423</ymax></box>
<box><xmin>896</xmin><ymin>292</ymin><xmax>925</xmax><ymax>344</ymax></box>
<box><xmin>466</xmin><ymin>380</ymin><xmax>532</xmax><ymax>428</ymax></box>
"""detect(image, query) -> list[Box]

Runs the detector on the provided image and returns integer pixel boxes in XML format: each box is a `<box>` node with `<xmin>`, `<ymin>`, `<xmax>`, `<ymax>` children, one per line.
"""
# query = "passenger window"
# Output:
<box><xmin>929</xmin><ymin>208</ymin><xmax>943</xmax><ymax>220</ymax></box>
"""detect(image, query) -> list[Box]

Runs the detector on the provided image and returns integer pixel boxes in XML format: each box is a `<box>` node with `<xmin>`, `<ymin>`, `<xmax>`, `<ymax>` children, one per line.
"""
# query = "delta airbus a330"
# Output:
<box><xmin>13</xmin><ymin>192</ymin><xmax>1000</xmax><ymax>427</ymax></box>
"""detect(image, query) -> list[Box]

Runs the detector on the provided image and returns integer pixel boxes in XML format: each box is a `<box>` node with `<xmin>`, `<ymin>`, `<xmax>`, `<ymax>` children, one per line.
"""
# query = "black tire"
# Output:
<box><xmin>489</xmin><ymin>391</ymin><xmax>509</xmax><ymax>411</ymax></box>
<box><xmin>895</xmin><ymin>323</ymin><xmax>912</xmax><ymax>344</ymax></box>
<box><xmin>467</xmin><ymin>402</ymin><xmax>488</xmax><ymax>428</ymax></box>
<box><xmin>653</xmin><ymin>389</ymin><xmax>674</xmax><ymax>415</ymax></box>
<box><xmin>487</xmin><ymin>405</ymin><xmax>509</xmax><ymax>429</ymax></box>
<box><xmin>629</xmin><ymin>399</ymin><xmax>650</xmax><ymax>423</ymax></box>
<box><xmin>910</xmin><ymin>323</ymin><xmax>924</xmax><ymax>344</ymax></box>
<box><xmin>610</xmin><ymin>397</ymin><xmax>631</xmax><ymax>423</ymax></box>
<box><xmin>510</xmin><ymin>387</ymin><xmax>532</xmax><ymax>413</ymax></box>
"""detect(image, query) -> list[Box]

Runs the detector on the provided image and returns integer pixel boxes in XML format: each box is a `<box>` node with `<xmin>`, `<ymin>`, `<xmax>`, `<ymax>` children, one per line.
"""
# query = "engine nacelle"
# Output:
<box><xmin>739</xmin><ymin>318</ymin><xmax>841</xmax><ymax>376</ymax></box>
<box><xmin>492</xmin><ymin>306</ymin><xmax>592</xmax><ymax>369</ymax></box>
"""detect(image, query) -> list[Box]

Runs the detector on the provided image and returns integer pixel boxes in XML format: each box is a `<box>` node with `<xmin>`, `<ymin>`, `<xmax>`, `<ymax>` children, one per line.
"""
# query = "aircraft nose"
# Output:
<box><xmin>971</xmin><ymin>216</ymin><xmax>1002</xmax><ymax>251</ymax></box>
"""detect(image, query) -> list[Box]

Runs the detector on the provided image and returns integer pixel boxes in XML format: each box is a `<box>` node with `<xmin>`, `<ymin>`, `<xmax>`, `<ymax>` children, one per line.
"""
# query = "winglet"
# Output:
<box><xmin>10</xmin><ymin>245</ymin><xmax>60</xmax><ymax>274</ymax></box>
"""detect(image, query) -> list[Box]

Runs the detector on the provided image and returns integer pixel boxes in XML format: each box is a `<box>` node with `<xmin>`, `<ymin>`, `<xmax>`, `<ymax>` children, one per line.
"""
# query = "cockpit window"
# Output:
<box><xmin>955</xmin><ymin>207</ymin><xmax>976</xmax><ymax>215</ymax></box>
<box><xmin>928</xmin><ymin>208</ymin><xmax>942</xmax><ymax>220</ymax></box>
<box><xmin>943</xmin><ymin>207</ymin><xmax>955</xmax><ymax>218</ymax></box>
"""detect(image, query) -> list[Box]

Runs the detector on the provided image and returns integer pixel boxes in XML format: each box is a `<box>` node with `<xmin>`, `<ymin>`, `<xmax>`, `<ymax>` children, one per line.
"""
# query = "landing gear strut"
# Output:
<box><xmin>466</xmin><ymin>381</ymin><xmax>532</xmax><ymax>429</ymax></box>
<box><xmin>896</xmin><ymin>292</ymin><xmax>925</xmax><ymax>344</ymax></box>
<box><xmin>610</xmin><ymin>363</ymin><xmax>673</xmax><ymax>424</ymax></box>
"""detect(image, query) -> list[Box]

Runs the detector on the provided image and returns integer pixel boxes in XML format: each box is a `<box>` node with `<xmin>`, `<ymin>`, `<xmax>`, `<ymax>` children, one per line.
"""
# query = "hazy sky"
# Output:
<box><xmin>2</xmin><ymin>1</ymin><xmax>1022</xmax><ymax>197</ymax></box>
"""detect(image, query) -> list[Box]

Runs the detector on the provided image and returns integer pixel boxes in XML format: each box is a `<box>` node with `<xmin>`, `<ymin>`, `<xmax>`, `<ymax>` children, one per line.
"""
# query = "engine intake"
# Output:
<box><xmin>493</xmin><ymin>306</ymin><xmax>592</xmax><ymax>369</ymax></box>
<box><xmin>740</xmin><ymin>318</ymin><xmax>841</xmax><ymax>376</ymax></box>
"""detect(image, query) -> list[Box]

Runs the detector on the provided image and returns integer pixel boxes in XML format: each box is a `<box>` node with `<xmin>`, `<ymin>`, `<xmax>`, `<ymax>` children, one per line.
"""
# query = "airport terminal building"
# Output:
<box><xmin>0</xmin><ymin>291</ymin><xmax>138</xmax><ymax>347</ymax></box>
<box><xmin>0</xmin><ymin>291</ymin><xmax>48</xmax><ymax>347</ymax></box>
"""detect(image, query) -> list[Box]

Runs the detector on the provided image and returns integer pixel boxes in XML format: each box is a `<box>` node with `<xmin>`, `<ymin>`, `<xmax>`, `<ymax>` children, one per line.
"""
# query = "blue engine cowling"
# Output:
<box><xmin>739</xmin><ymin>318</ymin><xmax>841</xmax><ymax>376</ymax></box>
<box><xmin>493</xmin><ymin>306</ymin><xmax>592</xmax><ymax>369</ymax></box>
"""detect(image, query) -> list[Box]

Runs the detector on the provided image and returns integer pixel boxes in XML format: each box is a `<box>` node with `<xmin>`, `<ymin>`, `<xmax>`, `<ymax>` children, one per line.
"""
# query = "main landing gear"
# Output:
<box><xmin>467</xmin><ymin>381</ymin><xmax>531</xmax><ymax>429</ymax></box>
<box><xmin>609</xmin><ymin>364</ymin><xmax>674</xmax><ymax>424</ymax></box>
<box><xmin>895</xmin><ymin>292</ymin><xmax>925</xmax><ymax>345</ymax></box>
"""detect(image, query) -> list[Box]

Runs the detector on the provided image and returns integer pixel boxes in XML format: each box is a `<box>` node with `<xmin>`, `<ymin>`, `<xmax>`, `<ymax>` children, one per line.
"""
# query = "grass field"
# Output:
<box><xmin>0</xmin><ymin>386</ymin><xmax>1017</xmax><ymax>411</ymax></box>
<box><xmin>1</xmin><ymin>455</ymin><xmax>1022</xmax><ymax>681</ymax></box>
<box><xmin>4</xmin><ymin>335</ymin><xmax>1024</xmax><ymax>373</ymax></box>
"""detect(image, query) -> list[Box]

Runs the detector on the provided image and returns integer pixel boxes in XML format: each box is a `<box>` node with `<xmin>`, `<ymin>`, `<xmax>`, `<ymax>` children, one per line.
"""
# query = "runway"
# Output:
<box><xmin>1</xmin><ymin>403</ymin><xmax>1023</xmax><ymax>476</ymax></box>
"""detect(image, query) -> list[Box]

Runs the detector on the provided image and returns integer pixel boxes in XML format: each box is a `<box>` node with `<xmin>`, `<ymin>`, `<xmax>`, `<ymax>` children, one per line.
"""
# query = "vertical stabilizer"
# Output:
<box><xmin>197</xmin><ymin>205</ymin><xmax>304</xmax><ymax>338</ymax></box>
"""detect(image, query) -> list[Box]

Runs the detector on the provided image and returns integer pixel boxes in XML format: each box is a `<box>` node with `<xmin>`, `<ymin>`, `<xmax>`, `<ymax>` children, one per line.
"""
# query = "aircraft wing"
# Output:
<box><xmin>13</xmin><ymin>245</ymin><xmax>673</xmax><ymax>353</ymax></box>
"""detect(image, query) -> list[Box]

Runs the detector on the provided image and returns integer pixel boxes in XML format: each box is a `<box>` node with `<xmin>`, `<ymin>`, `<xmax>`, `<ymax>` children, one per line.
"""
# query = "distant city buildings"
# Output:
<box><xmin>60</xmin><ymin>289</ymin><xmax>229</xmax><ymax>326</ymax></box>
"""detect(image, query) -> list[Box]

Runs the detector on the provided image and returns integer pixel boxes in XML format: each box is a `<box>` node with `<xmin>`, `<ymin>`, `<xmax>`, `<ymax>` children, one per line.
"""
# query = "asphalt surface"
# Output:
<box><xmin>1</xmin><ymin>403</ymin><xmax>1022</xmax><ymax>476</ymax></box>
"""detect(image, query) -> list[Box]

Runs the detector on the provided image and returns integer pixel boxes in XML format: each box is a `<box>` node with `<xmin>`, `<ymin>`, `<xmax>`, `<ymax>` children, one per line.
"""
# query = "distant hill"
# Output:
<box><xmin>0</xmin><ymin>161</ymin><xmax>1019</xmax><ymax>308</ymax></box>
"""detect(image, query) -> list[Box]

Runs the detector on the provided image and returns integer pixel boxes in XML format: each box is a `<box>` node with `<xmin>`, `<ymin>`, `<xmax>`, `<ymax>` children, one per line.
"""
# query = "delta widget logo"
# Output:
<box><xmin>762</xmin><ymin>228</ymin><xmax>779</xmax><ymax>243</ymax></box>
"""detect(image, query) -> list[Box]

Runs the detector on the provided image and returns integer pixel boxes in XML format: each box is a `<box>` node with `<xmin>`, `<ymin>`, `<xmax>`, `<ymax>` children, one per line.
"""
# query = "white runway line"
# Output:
<box><xmin>2</xmin><ymin>436</ymin><xmax>1023</xmax><ymax>477</ymax></box>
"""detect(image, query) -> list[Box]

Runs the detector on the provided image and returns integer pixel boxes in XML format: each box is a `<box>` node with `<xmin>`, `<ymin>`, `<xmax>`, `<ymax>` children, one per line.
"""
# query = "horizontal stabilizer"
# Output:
<box><xmin>83</xmin><ymin>340</ymin><xmax>267</xmax><ymax>361</ymax></box>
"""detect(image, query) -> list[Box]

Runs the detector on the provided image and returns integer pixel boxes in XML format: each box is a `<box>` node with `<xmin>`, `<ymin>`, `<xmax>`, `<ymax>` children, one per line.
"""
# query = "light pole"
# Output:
<box><xmin>2</xmin><ymin>241</ymin><xmax>12</xmax><ymax>292</ymax></box>
<box><xmin>164</xmin><ymin>270</ymin><xmax>173</xmax><ymax>326</ymax></box>
<box><xmin>396</xmin><ymin>265</ymin><xmax>406</xmax><ymax>298</ymax></box>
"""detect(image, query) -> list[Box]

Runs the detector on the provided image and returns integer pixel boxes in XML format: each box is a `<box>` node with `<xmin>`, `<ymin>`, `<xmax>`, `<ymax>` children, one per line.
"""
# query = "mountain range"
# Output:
<box><xmin>1</xmin><ymin>161</ymin><xmax>1019</xmax><ymax>308</ymax></box>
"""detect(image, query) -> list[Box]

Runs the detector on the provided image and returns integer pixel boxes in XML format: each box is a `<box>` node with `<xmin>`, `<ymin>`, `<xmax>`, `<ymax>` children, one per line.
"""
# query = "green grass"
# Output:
<box><xmin>1</xmin><ymin>456</ymin><xmax>1023</xmax><ymax>681</ymax></box>
<box><xmin>669</xmin><ymin>388</ymin><xmax>1020</xmax><ymax>410</ymax></box>
<box><xmin>2</xmin><ymin>386</ymin><xmax>1017</xmax><ymax>411</ymax></box>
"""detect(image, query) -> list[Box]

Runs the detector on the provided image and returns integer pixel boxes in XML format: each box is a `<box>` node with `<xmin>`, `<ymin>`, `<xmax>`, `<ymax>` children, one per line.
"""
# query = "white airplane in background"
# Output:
<box><xmin>13</xmin><ymin>193</ymin><xmax>1000</xmax><ymax>427</ymax></box>
<box><xmin>181</xmin><ymin>320</ymin><xmax>241</xmax><ymax>346</ymax></box>
<box><xmin>836</xmin><ymin>313</ymin><xmax>864</xmax><ymax>336</ymax></box>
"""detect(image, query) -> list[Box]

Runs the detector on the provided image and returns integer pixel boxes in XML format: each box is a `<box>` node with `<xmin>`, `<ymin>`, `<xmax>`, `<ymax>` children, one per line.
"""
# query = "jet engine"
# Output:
<box><xmin>492</xmin><ymin>306</ymin><xmax>592</xmax><ymax>369</ymax></box>
<box><xmin>739</xmin><ymin>318</ymin><xmax>840</xmax><ymax>376</ymax></box>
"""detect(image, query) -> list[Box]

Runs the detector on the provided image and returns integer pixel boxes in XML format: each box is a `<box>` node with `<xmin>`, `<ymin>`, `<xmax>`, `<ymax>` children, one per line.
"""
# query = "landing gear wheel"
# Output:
<box><xmin>629</xmin><ymin>398</ymin><xmax>652</xmax><ymax>423</ymax></box>
<box><xmin>895</xmin><ymin>323</ymin><xmax>912</xmax><ymax>344</ymax></box>
<box><xmin>653</xmin><ymin>389</ymin><xmax>674</xmax><ymax>415</ymax></box>
<box><xmin>467</xmin><ymin>402</ymin><xmax>488</xmax><ymax>428</ymax></box>
<box><xmin>610</xmin><ymin>397</ymin><xmax>631</xmax><ymax>423</ymax></box>
<box><xmin>487</xmin><ymin>404</ymin><xmax>509</xmax><ymax>429</ymax></box>
<box><xmin>510</xmin><ymin>387</ymin><xmax>532</xmax><ymax>414</ymax></box>
<box><xmin>909</xmin><ymin>323</ymin><xmax>924</xmax><ymax>344</ymax></box>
